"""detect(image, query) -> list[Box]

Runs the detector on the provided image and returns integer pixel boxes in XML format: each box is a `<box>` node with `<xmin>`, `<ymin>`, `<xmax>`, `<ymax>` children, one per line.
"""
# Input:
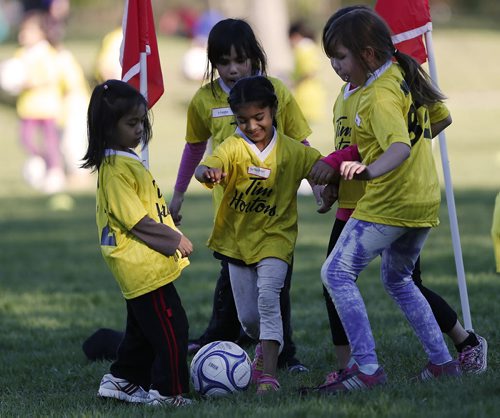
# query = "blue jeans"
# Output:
<box><xmin>322</xmin><ymin>218</ymin><xmax>452</xmax><ymax>367</ymax></box>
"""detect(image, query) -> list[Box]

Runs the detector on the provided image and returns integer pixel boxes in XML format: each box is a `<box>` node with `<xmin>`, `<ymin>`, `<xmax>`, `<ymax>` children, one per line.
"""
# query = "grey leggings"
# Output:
<box><xmin>228</xmin><ymin>257</ymin><xmax>288</xmax><ymax>351</ymax></box>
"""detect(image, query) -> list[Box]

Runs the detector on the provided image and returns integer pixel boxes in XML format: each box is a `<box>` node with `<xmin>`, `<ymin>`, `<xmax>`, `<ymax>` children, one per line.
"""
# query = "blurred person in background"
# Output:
<box><xmin>492</xmin><ymin>192</ymin><xmax>500</xmax><ymax>273</ymax></box>
<box><xmin>181</xmin><ymin>9</ymin><xmax>224</xmax><ymax>82</ymax></box>
<box><xmin>288</xmin><ymin>20</ymin><xmax>326</xmax><ymax>125</ymax></box>
<box><xmin>46</xmin><ymin>0</ymin><xmax>92</xmax><ymax>190</ymax></box>
<box><xmin>94</xmin><ymin>26</ymin><xmax>122</xmax><ymax>83</ymax></box>
<box><xmin>0</xmin><ymin>10</ymin><xmax>66</xmax><ymax>193</ymax></box>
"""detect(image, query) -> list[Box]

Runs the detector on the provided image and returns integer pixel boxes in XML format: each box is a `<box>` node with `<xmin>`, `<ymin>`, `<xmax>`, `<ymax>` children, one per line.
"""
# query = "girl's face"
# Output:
<box><xmin>112</xmin><ymin>104</ymin><xmax>147</xmax><ymax>151</ymax></box>
<box><xmin>329</xmin><ymin>43</ymin><xmax>367</xmax><ymax>87</ymax></box>
<box><xmin>215</xmin><ymin>45</ymin><xmax>252</xmax><ymax>89</ymax></box>
<box><xmin>235</xmin><ymin>102</ymin><xmax>275</xmax><ymax>151</ymax></box>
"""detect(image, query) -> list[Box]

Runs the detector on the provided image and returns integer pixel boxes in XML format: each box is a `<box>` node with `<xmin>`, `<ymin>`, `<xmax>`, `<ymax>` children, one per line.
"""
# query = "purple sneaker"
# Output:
<box><xmin>415</xmin><ymin>360</ymin><xmax>462</xmax><ymax>381</ymax></box>
<box><xmin>310</xmin><ymin>364</ymin><xmax>387</xmax><ymax>395</ymax></box>
<box><xmin>458</xmin><ymin>334</ymin><xmax>487</xmax><ymax>374</ymax></box>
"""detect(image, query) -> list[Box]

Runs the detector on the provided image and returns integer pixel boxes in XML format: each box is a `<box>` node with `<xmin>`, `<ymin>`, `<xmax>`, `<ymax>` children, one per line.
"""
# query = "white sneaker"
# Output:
<box><xmin>147</xmin><ymin>389</ymin><xmax>194</xmax><ymax>407</ymax></box>
<box><xmin>23</xmin><ymin>156</ymin><xmax>46</xmax><ymax>190</ymax></box>
<box><xmin>43</xmin><ymin>167</ymin><xmax>66</xmax><ymax>194</ymax></box>
<box><xmin>97</xmin><ymin>373</ymin><xmax>150</xmax><ymax>403</ymax></box>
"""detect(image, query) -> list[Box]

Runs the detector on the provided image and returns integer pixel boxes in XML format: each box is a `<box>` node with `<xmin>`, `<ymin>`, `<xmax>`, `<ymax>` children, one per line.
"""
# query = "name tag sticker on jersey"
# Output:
<box><xmin>212</xmin><ymin>107</ymin><xmax>233</xmax><ymax>118</ymax></box>
<box><xmin>248</xmin><ymin>166</ymin><xmax>271</xmax><ymax>179</ymax></box>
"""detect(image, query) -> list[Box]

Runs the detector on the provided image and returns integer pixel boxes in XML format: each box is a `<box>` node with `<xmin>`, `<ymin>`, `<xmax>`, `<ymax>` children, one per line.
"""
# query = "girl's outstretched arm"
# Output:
<box><xmin>170</xmin><ymin>141</ymin><xmax>208</xmax><ymax>225</ymax></box>
<box><xmin>194</xmin><ymin>165</ymin><xmax>226</xmax><ymax>184</ymax></box>
<box><xmin>131</xmin><ymin>215</ymin><xmax>193</xmax><ymax>257</ymax></box>
<box><xmin>309</xmin><ymin>144</ymin><xmax>359</xmax><ymax>185</ymax></box>
<box><xmin>342</xmin><ymin>142</ymin><xmax>410</xmax><ymax>180</ymax></box>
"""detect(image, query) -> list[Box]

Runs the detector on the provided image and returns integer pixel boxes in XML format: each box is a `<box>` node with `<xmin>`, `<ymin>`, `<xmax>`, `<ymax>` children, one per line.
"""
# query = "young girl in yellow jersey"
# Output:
<box><xmin>305</xmin><ymin>7</ymin><xmax>465</xmax><ymax>394</ymax></box>
<box><xmin>308</xmin><ymin>5</ymin><xmax>487</xmax><ymax>386</ymax></box>
<box><xmin>81</xmin><ymin>80</ymin><xmax>193</xmax><ymax>407</ymax></box>
<box><xmin>195</xmin><ymin>76</ymin><xmax>321</xmax><ymax>394</ymax></box>
<box><xmin>172</xmin><ymin>18</ymin><xmax>314</xmax><ymax>372</ymax></box>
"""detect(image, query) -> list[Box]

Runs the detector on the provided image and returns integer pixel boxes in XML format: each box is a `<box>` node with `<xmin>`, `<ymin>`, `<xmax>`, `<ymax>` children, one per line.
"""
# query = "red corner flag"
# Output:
<box><xmin>375</xmin><ymin>0</ymin><xmax>431</xmax><ymax>64</ymax></box>
<box><xmin>120</xmin><ymin>0</ymin><xmax>164</xmax><ymax>108</ymax></box>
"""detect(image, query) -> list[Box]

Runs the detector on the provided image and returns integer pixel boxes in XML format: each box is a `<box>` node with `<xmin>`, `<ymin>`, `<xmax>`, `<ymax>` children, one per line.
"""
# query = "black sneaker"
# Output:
<box><xmin>285</xmin><ymin>357</ymin><xmax>309</xmax><ymax>373</ymax></box>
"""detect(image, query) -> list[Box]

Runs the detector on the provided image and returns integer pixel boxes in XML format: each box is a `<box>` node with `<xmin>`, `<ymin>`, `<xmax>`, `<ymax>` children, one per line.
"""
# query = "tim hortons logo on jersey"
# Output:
<box><xmin>228</xmin><ymin>177</ymin><xmax>277</xmax><ymax>216</ymax></box>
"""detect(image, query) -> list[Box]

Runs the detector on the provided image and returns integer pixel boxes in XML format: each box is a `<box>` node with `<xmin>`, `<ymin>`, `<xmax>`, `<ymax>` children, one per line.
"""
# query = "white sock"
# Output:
<box><xmin>346</xmin><ymin>357</ymin><xmax>356</xmax><ymax>368</ymax></box>
<box><xmin>358</xmin><ymin>363</ymin><xmax>379</xmax><ymax>375</ymax></box>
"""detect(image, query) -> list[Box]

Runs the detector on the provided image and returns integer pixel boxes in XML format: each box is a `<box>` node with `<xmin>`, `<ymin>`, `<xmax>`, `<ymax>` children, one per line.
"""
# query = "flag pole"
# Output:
<box><xmin>139</xmin><ymin>50</ymin><xmax>149</xmax><ymax>168</ymax></box>
<box><xmin>424</xmin><ymin>30</ymin><xmax>473</xmax><ymax>330</ymax></box>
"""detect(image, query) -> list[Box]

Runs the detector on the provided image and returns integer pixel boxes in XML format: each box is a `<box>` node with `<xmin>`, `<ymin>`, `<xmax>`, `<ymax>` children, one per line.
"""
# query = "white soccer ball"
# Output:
<box><xmin>190</xmin><ymin>341</ymin><xmax>252</xmax><ymax>397</ymax></box>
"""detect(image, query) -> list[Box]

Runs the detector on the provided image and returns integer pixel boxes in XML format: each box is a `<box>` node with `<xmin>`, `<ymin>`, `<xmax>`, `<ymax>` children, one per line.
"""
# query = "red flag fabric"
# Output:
<box><xmin>120</xmin><ymin>0</ymin><xmax>164</xmax><ymax>108</ymax></box>
<box><xmin>375</xmin><ymin>0</ymin><xmax>432</xmax><ymax>64</ymax></box>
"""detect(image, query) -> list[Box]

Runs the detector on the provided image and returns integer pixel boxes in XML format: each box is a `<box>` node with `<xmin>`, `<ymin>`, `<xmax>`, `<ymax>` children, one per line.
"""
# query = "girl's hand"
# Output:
<box><xmin>203</xmin><ymin>168</ymin><xmax>227</xmax><ymax>184</ymax></box>
<box><xmin>340</xmin><ymin>161</ymin><xmax>366</xmax><ymax>180</ymax></box>
<box><xmin>317</xmin><ymin>183</ymin><xmax>339</xmax><ymax>214</ymax></box>
<box><xmin>308</xmin><ymin>160</ymin><xmax>337</xmax><ymax>185</ymax></box>
<box><xmin>177</xmin><ymin>235</ymin><xmax>193</xmax><ymax>258</ymax></box>
<box><xmin>169</xmin><ymin>190</ymin><xmax>184</xmax><ymax>226</ymax></box>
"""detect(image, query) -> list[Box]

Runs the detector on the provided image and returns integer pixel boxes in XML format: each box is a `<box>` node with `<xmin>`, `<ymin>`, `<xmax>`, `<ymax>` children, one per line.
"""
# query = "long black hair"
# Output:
<box><xmin>81</xmin><ymin>80</ymin><xmax>152</xmax><ymax>171</ymax></box>
<box><xmin>206</xmin><ymin>18</ymin><xmax>267</xmax><ymax>96</ymax></box>
<box><xmin>322</xmin><ymin>6</ymin><xmax>445</xmax><ymax>106</ymax></box>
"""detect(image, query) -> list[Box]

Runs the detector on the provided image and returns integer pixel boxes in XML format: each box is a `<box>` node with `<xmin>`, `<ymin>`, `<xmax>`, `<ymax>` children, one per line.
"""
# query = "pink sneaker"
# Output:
<box><xmin>322</xmin><ymin>369</ymin><xmax>341</xmax><ymax>385</ymax></box>
<box><xmin>415</xmin><ymin>360</ymin><xmax>462</xmax><ymax>381</ymax></box>
<box><xmin>251</xmin><ymin>343</ymin><xmax>264</xmax><ymax>383</ymax></box>
<box><xmin>458</xmin><ymin>334</ymin><xmax>487</xmax><ymax>374</ymax></box>
<box><xmin>256</xmin><ymin>374</ymin><xmax>280</xmax><ymax>395</ymax></box>
<box><xmin>312</xmin><ymin>364</ymin><xmax>387</xmax><ymax>395</ymax></box>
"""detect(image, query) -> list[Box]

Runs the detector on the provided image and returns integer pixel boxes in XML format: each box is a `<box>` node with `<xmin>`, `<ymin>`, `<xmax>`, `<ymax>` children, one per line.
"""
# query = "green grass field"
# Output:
<box><xmin>0</xmin><ymin>29</ymin><xmax>499</xmax><ymax>417</ymax></box>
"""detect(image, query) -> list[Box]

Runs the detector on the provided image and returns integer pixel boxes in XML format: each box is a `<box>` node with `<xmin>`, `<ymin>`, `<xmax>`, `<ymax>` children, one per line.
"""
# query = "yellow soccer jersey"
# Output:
<box><xmin>15</xmin><ymin>40</ymin><xmax>63</xmax><ymax>119</ymax></box>
<box><xmin>97</xmin><ymin>150</ymin><xmax>189</xmax><ymax>299</ymax></box>
<box><xmin>332</xmin><ymin>84</ymin><xmax>366</xmax><ymax>209</ymax></box>
<box><xmin>352</xmin><ymin>63</ymin><xmax>442</xmax><ymax>227</ymax></box>
<box><xmin>201</xmin><ymin>131</ymin><xmax>321</xmax><ymax>265</ymax></box>
<box><xmin>185</xmin><ymin>76</ymin><xmax>312</xmax><ymax>150</ymax></box>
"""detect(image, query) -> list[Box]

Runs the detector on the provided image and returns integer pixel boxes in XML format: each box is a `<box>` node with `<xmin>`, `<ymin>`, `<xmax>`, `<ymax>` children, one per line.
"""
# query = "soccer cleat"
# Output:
<box><xmin>323</xmin><ymin>369</ymin><xmax>342</xmax><ymax>385</ymax></box>
<box><xmin>188</xmin><ymin>341</ymin><xmax>201</xmax><ymax>355</ymax></box>
<box><xmin>458</xmin><ymin>334</ymin><xmax>488</xmax><ymax>374</ymax></box>
<box><xmin>251</xmin><ymin>343</ymin><xmax>264</xmax><ymax>383</ymax></box>
<box><xmin>303</xmin><ymin>364</ymin><xmax>387</xmax><ymax>395</ymax></box>
<box><xmin>97</xmin><ymin>373</ymin><xmax>150</xmax><ymax>403</ymax></box>
<box><xmin>256</xmin><ymin>374</ymin><xmax>280</xmax><ymax>395</ymax></box>
<box><xmin>415</xmin><ymin>360</ymin><xmax>462</xmax><ymax>381</ymax></box>
<box><xmin>286</xmin><ymin>357</ymin><xmax>310</xmax><ymax>373</ymax></box>
<box><xmin>147</xmin><ymin>389</ymin><xmax>194</xmax><ymax>407</ymax></box>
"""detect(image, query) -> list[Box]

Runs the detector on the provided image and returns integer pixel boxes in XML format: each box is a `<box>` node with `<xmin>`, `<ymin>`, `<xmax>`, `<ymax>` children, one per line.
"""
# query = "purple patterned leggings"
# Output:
<box><xmin>20</xmin><ymin>118</ymin><xmax>62</xmax><ymax>169</ymax></box>
<box><xmin>322</xmin><ymin>218</ymin><xmax>452</xmax><ymax>367</ymax></box>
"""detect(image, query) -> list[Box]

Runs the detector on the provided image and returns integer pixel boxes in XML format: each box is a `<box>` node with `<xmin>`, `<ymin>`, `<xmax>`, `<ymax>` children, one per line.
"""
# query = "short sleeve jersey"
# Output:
<box><xmin>352</xmin><ymin>63</ymin><xmax>444</xmax><ymax>227</ymax></box>
<box><xmin>185</xmin><ymin>76</ymin><xmax>312</xmax><ymax>150</ymax></box>
<box><xmin>201</xmin><ymin>132</ymin><xmax>321</xmax><ymax>265</ymax></box>
<box><xmin>97</xmin><ymin>150</ymin><xmax>189</xmax><ymax>299</ymax></box>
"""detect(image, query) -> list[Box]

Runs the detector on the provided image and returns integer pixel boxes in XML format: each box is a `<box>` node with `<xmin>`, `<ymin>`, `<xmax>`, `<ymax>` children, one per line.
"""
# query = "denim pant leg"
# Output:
<box><xmin>381</xmin><ymin>229</ymin><xmax>452</xmax><ymax>365</ymax></box>
<box><xmin>321</xmin><ymin>219</ymin><xmax>394</xmax><ymax>366</ymax></box>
